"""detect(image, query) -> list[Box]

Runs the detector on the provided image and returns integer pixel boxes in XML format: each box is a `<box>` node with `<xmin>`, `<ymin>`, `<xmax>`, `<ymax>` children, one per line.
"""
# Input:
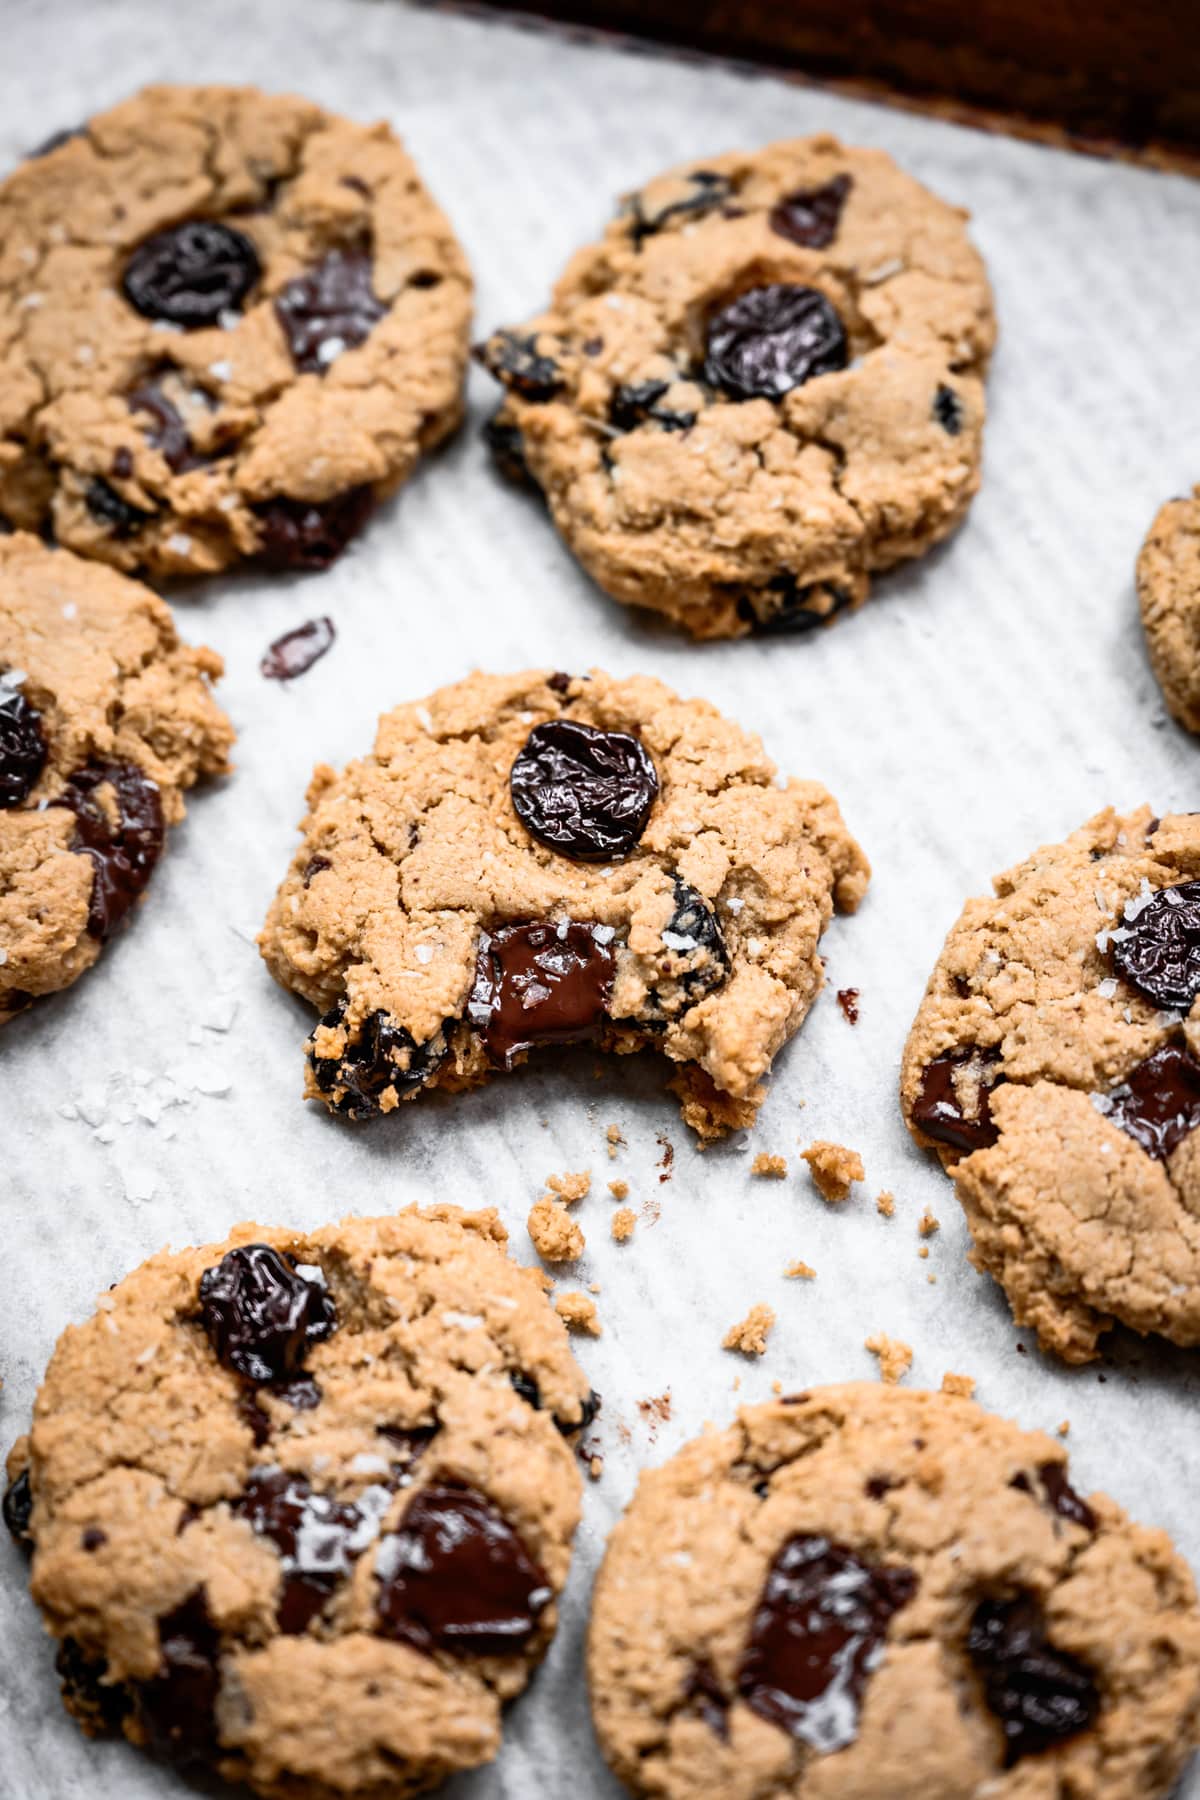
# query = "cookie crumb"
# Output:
<box><xmin>611</xmin><ymin>1207</ymin><xmax>636</xmax><ymax>1243</ymax></box>
<box><xmin>722</xmin><ymin>1303</ymin><xmax>775</xmax><ymax>1357</ymax></box>
<box><xmin>918</xmin><ymin>1245</ymin><xmax>929</xmax><ymax>1260</ymax></box>
<box><xmin>546</xmin><ymin>1169</ymin><xmax>590</xmax><ymax>1204</ymax></box>
<box><xmin>555</xmin><ymin>1291</ymin><xmax>601</xmax><ymax>1335</ymax></box>
<box><xmin>1058</xmin><ymin>1420</ymin><xmax>1071</xmax><ymax>1438</ymax></box>
<box><xmin>608</xmin><ymin>1179</ymin><xmax>629</xmax><ymax>1200</ymax></box>
<box><xmin>941</xmin><ymin>1371</ymin><xmax>976</xmax><ymax>1399</ymax></box>
<box><xmin>606</xmin><ymin>1123</ymin><xmax>624</xmax><ymax>1159</ymax></box>
<box><xmin>918</xmin><ymin>1208</ymin><xmax>940</xmax><ymax>1237</ymax></box>
<box><xmin>876</xmin><ymin>1190</ymin><xmax>896</xmax><ymax>1218</ymax></box>
<box><xmin>637</xmin><ymin>1392</ymin><xmax>672</xmax><ymax>1438</ymax></box>
<box><xmin>527</xmin><ymin>1198</ymin><xmax>584</xmax><ymax>1262</ymax></box>
<box><xmin>865</xmin><ymin>1333</ymin><xmax>913</xmax><ymax>1384</ymax></box>
<box><xmin>751</xmin><ymin>1152</ymin><xmax>787</xmax><ymax>1178</ymax></box>
<box><xmin>784</xmin><ymin>1259</ymin><xmax>816</xmax><ymax>1280</ymax></box>
<box><xmin>802</xmin><ymin>1140</ymin><xmax>864</xmax><ymax>1203</ymax></box>
<box><xmin>588</xmin><ymin>1454</ymin><xmax>603</xmax><ymax>1480</ymax></box>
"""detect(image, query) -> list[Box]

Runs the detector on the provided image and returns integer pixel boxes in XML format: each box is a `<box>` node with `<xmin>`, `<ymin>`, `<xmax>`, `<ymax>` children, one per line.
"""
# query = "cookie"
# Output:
<box><xmin>0</xmin><ymin>83</ymin><xmax>471</xmax><ymax>577</ymax></box>
<box><xmin>1138</xmin><ymin>485</ymin><xmax>1200</xmax><ymax>732</ymax></box>
<box><xmin>257</xmin><ymin>667</ymin><xmax>869</xmax><ymax>1137</ymax></box>
<box><xmin>5</xmin><ymin>1205</ymin><xmax>593</xmax><ymax>1798</ymax></box>
<box><xmin>479</xmin><ymin>134</ymin><xmax>993</xmax><ymax>639</ymax></box>
<box><xmin>587</xmin><ymin>1384</ymin><xmax>1200</xmax><ymax>1798</ymax></box>
<box><xmin>0</xmin><ymin>532</ymin><xmax>233</xmax><ymax>1020</ymax></box>
<box><xmin>901</xmin><ymin>806</ymin><xmax>1200</xmax><ymax>1361</ymax></box>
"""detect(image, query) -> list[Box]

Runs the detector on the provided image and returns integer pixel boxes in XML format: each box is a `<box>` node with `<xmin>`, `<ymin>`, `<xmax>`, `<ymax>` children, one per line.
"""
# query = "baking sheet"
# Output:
<box><xmin>4</xmin><ymin>1</ymin><xmax>1200</xmax><ymax>1793</ymax></box>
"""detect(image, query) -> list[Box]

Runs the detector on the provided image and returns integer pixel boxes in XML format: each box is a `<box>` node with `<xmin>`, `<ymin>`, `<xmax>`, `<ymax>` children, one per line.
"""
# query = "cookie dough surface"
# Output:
<box><xmin>1138</xmin><ymin>485</ymin><xmax>1200</xmax><ymax>732</ymax></box>
<box><xmin>587</xmin><ymin>1384</ymin><xmax>1200</xmax><ymax>1799</ymax></box>
<box><xmin>901</xmin><ymin>807</ymin><xmax>1200</xmax><ymax>1361</ymax></box>
<box><xmin>0</xmin><ymin>531</ymin><xmax>232</xmax><ymax>1019</ymax></box>
<box><xmin>258</xmin><ymin>667</ymin><xmax>869</xmax><ymax>1136</ymax></box>
<box><xmin>0</xmin><ymin>83</ymin><xmax>472</xmax><ymax>577</ymax></box>
<box><xmin>8</xmin><ymin>1206</ymin><xmax>591</xmax><ymax>1799</ymax></box>
<box><xmin>480</xmin><ymin>133</ymin><xmax>993</xmax><ymax>639</ymax></box>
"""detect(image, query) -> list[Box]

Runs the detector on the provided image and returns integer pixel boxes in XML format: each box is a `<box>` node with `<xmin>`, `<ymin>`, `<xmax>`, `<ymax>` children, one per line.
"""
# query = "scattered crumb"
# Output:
<box><xmin>918</xmin><ymin>1208</ymin><xmax>940</xmax><ymax>1237</ymax></box>
<box><xmin>876</xmin><ymin>1190</ymin><xmax>896</xmax><ymax>1218</ymax></box>
<box><xmin>588</xmin><ymin>1455</ymin><xmax>603</xmax><ymax>1480</ymax></box>
<box><xmin>771</xmin><ymin>1379</ymin><xmax>782</xmax><ymax>1395</ymax></box>
<box><xmin>608</xmin><ymin>1179</ymin><xmax>629</xmax><ymax>1200</ymax></box>
<box><xmin>918</xmin><ymin>1245</ymin><xmax>929</xmax><ymax>1260</ymax></box>
<box><xmin>606</xmin><ymin>1123</ymin><xmax>624</xmax><ymax>1159</ymax></box>
<box><xmin>588</xmin><ymin>1281</ymin><xmax>601</xmax><ymax>1294</ymax></box>
<box><xmin>546</xmin><ymin>1169</ymin><xmax>590</xmax><ymax>1204</ymax></box>
<box><xmin>941</xmin><ymin>1372</ymin><xmax>976</xmax><ymax>1399</ymax></box>
<box><xmin>637</xmin><ymin>1392</ymin><xmax>672</xmax><ymax>1439</ymax></box>
<box><xmin>865</xmin><ymin>1333</ymin><xmax>913</xmax><ymax>1385</ymax></box>
<box><xmin>555</xmin><ymin>1292</ymin><xmax>602</xmax><ymax>1336</ymax></box>
<box><xmin>836</xmin><ymin>986</ymin><xmax>860</xmax><ymax>1024</ymax></box>
<box><xmin>751</xmin><ymin>1152</ymin><xmax>788</xmax><ymax>1178</ymax></box>
<box><xmin>655</xmin><ymin>1133</ymin><xmax>675</xmax><ymax>1183</ymax></box>
<box><xmin>927</xmin><ymin>1274</ymin><xmax>937</xmax><ymax>1285</ymax></box>
<box><xmin>785</xmin><ymin>1259</ymin><xmax>816</xmax><ymax>1280</ymax></box>
<box><xmin>640</xmin><ymin>1195</ymin><xmax>661</xmax><ymax>1227</ymax></box>
<box><xmin>723</xmin><ymin>1303</ymin><xmax>776</xmax><ymax>1357</ymax></box>
<box><xmin>527</xmin><ymin>1198</ymin><xmax>584</xmax><ymax>1262</ymax></box>
<box><xmin>1058</xmin><ymin>1421</ymin><xmax>1070</xmax><ymax>1437</ymax></box>
<box><xmin>611</xmin><ymin>1207</ymin><xmax>636</xmax><ymax>1242</ymax></box>
<box><xmin>802</xmin><ymin>1139</ymin><xmax>864</xmax><ymax>1203</ymax></box>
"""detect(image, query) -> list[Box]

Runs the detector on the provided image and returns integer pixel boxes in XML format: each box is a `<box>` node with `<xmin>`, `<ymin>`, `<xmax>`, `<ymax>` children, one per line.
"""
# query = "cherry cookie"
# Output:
<box><xmin>0</xmin><ymin>84</ymin><xmax>472</xmax><ymax>577</ymax></box>
<box><xmin>1137</xmin><ymin>483</ymin><xmax>1200</xmax><ymax>733</ymax></box>
<box><xmin>588</xmin><ymin>1384</ymin><xmax>1200</xmax><ymax>1799</ymax></box>
<box><xmin>902</xmin><ymin>806</ymin><xmax>1200</xmax><ymax>1361</ymax></box>
<box><xmin>258</xmin><ymin>668</ymin><xmax>869</xmax><ymax>1137</ymax></box>
<box><xmin>479</xmin><ymin>133</ymin><xmax>993</xmax><ymax>639</ymax></box>
<box><xmin>0</xmin><ymin>532</ymin><xmax>232</xmax><ymax>1021</ymax></box>
<box><xmin>5</xmin><ymin>1207</ymin><xmax>593</xmax><ymax>1797</ymax></box>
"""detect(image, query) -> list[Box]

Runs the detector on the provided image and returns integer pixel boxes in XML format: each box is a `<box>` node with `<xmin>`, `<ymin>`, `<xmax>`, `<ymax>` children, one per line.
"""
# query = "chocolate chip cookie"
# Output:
<box><xmin>0</xmin><ymin>532</ymin><xmax>232</xmax><ymax>1020</ymax></box>
<box><xmin>0</xmin><ymin>84</ymin><xmax>472</xmax><ymax>577</ymax></box>
<box><xmin>258</xmin><ymin>668</ymin><xmax>869</xmax><ymax>1137</ymax></box>
<box><xmin>5</xmin><ymin>1206</ymin><xmax>593</xmax><ymax>1797</ymax></box>
<box><xmin>479</xmin><ymin>134</ymin><xmax>993</xmax><ymax>639</ymax></box>
<box><xmin>902</xmin><ymin>807</ymin><xmax>1200</xmax><ymax>1362</ymax></box>
<box><xmin>588</xmin><ymin>1384</ymin><xmax>1200</xmax><ymax>1798</ymax></box>
<box><xmin>1138</xmin><ymin>485</ymin><xmax>1200</xmax><ymax>732</ymax></box>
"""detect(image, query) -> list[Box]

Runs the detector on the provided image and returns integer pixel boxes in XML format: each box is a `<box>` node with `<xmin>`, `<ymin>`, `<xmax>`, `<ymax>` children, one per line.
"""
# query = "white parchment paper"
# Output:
<box><xmin>3</xmin><ymin>1</ymin><xmax>1200</xmax><ymax>1792</ymax></box>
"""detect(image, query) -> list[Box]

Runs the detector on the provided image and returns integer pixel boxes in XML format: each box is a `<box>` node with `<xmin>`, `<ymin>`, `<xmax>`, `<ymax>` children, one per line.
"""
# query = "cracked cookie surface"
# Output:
<box><xmin>901</xmin><ymin>807</ymin><xmax>1200</xmax><ymax>1361</ymax></box>
<box><xmin>0</xmin><ymin>83</ymin><xmax>472</xmax><ymax>577</ymax></box>
<box><xmin>5</xmin><ymin>1206</ymin><xmax>591</xmax><ymax>1799</ymax></box>
<box><xmin>587</xmin><ymin>1384</ymin><xmax>1200</xmax><ymax>1799</ymax></box>
<box><xmin>0</xmin><ymin>531</ymin><xmax>232</xmax><ymax>1020</ymax></box>
<box><xmin>1138</xmin><ymin>485</ymin><xmax>1200</xmax><ymax>732</ymax></box>
<box><xmin>257</xmin><ymin>667</ymin><xmax>869</xmax><ymax>1137</ymax></box>
<box><xmin>479</xmin><ymin>134</ymin><xmax>993</xmax><ymax>639</ymax></box>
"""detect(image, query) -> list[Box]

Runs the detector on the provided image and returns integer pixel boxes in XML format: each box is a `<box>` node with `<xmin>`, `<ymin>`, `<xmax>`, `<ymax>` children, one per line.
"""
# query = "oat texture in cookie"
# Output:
<box><xmin>902</xmin><ymin>806</ymin><xmax>1200</xmax><ymax>1362</ymax></box>
<box><xmin>1138</xmin><ymin>484</ymin><xmax>1200</xmax><ymax>732</ymax></box>
<box><xmin>258</xmin><ymin>668</ymin><xmax>868</xmax><ymax>1137</ymax></box>
<box><xmin>587</xmin><ymin>1383</ymin><xmax>1200</xmax><ymax>1799</ymax></box>
<box><xmin>478</xmin><ymin>134</ymin><xmax>993</xmax><ymax>639</ymax></box>
<box><xmin>0</xmin><ymin>84</ymin><xmax>472</xmax><ymax>577</ymax></box>
<box><xmin>0</xmin><ymin>532</ymin><xmax>232</xmax><ymax>1020</ymax></box>
<box><xmin>5</xmin><ymin>1206</ymin><xmax>593</xmax><ymax>1799</ymax></box>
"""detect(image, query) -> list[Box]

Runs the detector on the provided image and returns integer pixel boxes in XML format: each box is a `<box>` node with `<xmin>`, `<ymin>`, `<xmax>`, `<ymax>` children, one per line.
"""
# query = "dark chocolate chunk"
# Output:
<box><xmin>736</xmin><ymin>576</ymin><xmax>855</xmax><ymax>636</ymax></box>
<box><xmin>375</xmin><ymin>1481</ymin><xmax>551</xmax><ymax>1655</ymax></box>
<box><xmin>27</xmin><ymin>126</ymin><xmax>86</xmax><ymax>160</ymax></box>
<box><xmin>122</xmin><ymin>221</ymin><xmax>260</xmax><ymax>328</ymax></box>
<box><xmin>55</xmin><ymin>1637</ymin><xmax>130</xmax><ymax>1736</ymax></box>
<box><xmin>2</xmin><ymin>1468</ymin><xmax>33</xmax><ymax>1547</ymax></box>
<box><xmin>511</xmin><ymin>718</ymin><xmax>658</xmax><ymax>861</ymax></box>
<box><xmin>302</xmin><ymin>854</ymin><xmax>331</xmax><ymax>887</ymax></box>
<box><xmin>81</xmin><ymin>1527</ymin><xmax>107</xmax><ymax>1552</ymax></box>
<box><xmin>376</xmin><ymin>1424</ymin><xmax>439</xmax><ymax>1482</ymax></box>
<box><xmin>127</xmin><ymin>379</ymin><xmax>201</xmax><ymax>474</ymax></box>
<box><xmin>609</xmin><ymin>380</ymin><xmax>695</xmax><ymax>434</ymax></box>
<box><xmin>84</xmin><ymin>476</ymin><xmax>152</xmax><ymax>537</ymax></box>
<box><xmin>967</xmin><ymin>1594</ymin><xmax>1100</xmax><ymax>1765</ymax></box>
<box><xmin>253</xmin><ymin>487</ymin><xmax>374</xmax><ymax>572</ymax></box>
<box><xmin>625</xmin><ymin>169</ymin><xmax>733</xmax><ymax>243</ymax></box>
<box><xmin>1010</xmin><ymin>1462</ymin><xmax>1096</xmax><ymax>1532</ymax></box>
<box><xmin>477</xmin><ymin>331</ymin><xmax>564</xmax><ymax>402</ymax></box>
<box><xmin>137</xmin><ymin>1590</ymin><xmax>221</xmax><ymax>1760</ymax></box>
<box><xmin>306</xmin><ymin>997</ymin><xmax>449</xmax><ymax>1117</ymax></box>
<box><xmin>768</xmin><ymin>173</ymin><xmax>852</xmax><ymax>248</ymax></box>
<box><xmin>912</xmin><ymin>1048</ymin><xmax>1001</xmax><ymax>1154</ymax></box>
<box><xmin>238</xmin><ymin>1375</ymin><xmax>322</xmax><ymax>1448</ymax></box>
<box><xmin>111</xmin><ymin>446</ymin><xmax>134</xmax><ymax>480</ymax></box>
<box><xmin>260</xmin><ymin>617</ymin><xmax>336</xmax><ymax>681</ymax></box>
<box><xmin>0</xmin><ymin>684</ymin><xmax>47</xmax><ymax>808</ymax></box>
<box><xmin>235</xmin><ymin>1466</ymin><xmax>391</xmax><ymax>1634</ymax></box>
<box><xmin>738</xmin><ymin>1534</ymin><xmax>917</xmax><ymax>1751</ymax></box>
<box><xmin>627</xmin><ymin>879</ymin><xmax>728</xmax><ymax>1028</ymax></box>
<box><xmin>468</xmin><ymin>919</ymin><xmax>616</xmax><ymax>1067</ymax></box>
<box><xmin>198</xmin><ymin>1244</ymin><xmax>336</xmax><ymax>1384</ymax></box>
<box><xmin>682</xmin><ymin>1662</ymin><xmax>730</xmax><ymax>1739</ymax></box>
<box><xmin>1112</xmin><ymin>881</ymin><xmax>1200</xmax><ymax>1010</ymax></box>
<box><xmin>705</xmin><ymin>284</ymin><xmax>847</xmax><ymax>402</ymax></box>
<box><xmin>508</xmin><ymin>1371</ymin><xmax>600</xmax><ymax>1437</ymax></box>
<box><xmin>57</xmin><ymin>762</ymin><xmax>164</xmax><ymax>939</ymax></box>
<box><xmin>1097</xmin><ymin>1043</ymin><xmax>1200</xmax><ymax>1161</ymax></box>
<box><xmin>934</xmin><ymin>384</ymin><xmax>964</xmax><ymax>435</ymax></box>
<box><xmin>274</xmin><ymin>247</ymin><xmax>387</xmax><ymax>374</ymax></box>
<box><xmin>483</xmin><ymin>412</ymin><xmax>536</xmax><ymax>487</ymax></box>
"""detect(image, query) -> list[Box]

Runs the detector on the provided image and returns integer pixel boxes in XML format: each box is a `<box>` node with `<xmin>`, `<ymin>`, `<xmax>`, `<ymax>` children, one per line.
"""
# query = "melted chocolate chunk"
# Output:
<box><xmin>274</xmin><ymin>248</ymin><xmax>387</xmax><ymax>374</ymax></box>
<box><xmin>1097</xmin><ymin>1043</ymin><xmax>1200</xmax><ymax>1161</ymax></box>
<box><xmin>478</xmin><ymin>331</ymin><xmax>563</xmax><ymax>402</ymax></box>
<box><xmin>253</xmin><ymin>487</ymin><xmax>374</xmax><ymax>572</ymax></box>
<box><xmin>137</xmin><ymin>1591</ymin><xmax>221</xmax><ymax>1759</ymax></box>
<box><xmin>122</xmin><ymin>221</ymin><xmax>260</xmax><ymax>328</ymax></box>
<box><xmin>260</xmin><ymin>616</ymin><xmax>336</xmax><ymax>681</ymax></box>
<box><xmin>738</xmin><ymin>1535</ymin><xmax>917</xmax><ymax>1752</ymax></box>
<box><xmin>235</xmin><ymin>1466</ymin><xmax>392</xmax><ymax>1634</ymax></box>
<box><xmin>682</xmin><ymin>1662</ymin><xmax>730</xmax><ymax>1739</ymax></box>
<box><xmin>511</xmin><ymin>718</ymin><xmax>658</xmax><ymax>861</ymax></box>
<box><xmin>307</xmin><ymin>997</ymin><xmax>449</xmax><ymax>1117</ymax></box>
<box><xmin>626</xmin><ymin>169</ymin><xmax>733</xmax><ymax>243</ymax></box>
<box><xmin>1010</xmin><ymin>1462</ymin><xmax>1096</xmax><ymax>1532</ymax></box>
<box><xmin>127</xmin><ymin>379</ymin><xmax>200</xmax><ymax>474</ymax></box>
<box><xmin>483</xmin><ymin>413</ymin><xmax>536</xmax><ymax>487</ymax></box>
<box><xmin>57</xmin><ymin>762</ymin><xmax>165</xmax><ymax>939</ymax></box>
<box><xmin>912</xmin><ymin>1049</ymin><xmax>1001</xmax><ymax>1153</ymax></box>
<box><xmin>609</xmin><ymin>380</ymin><xmax>695</xmax><ymax>434</ymax></box>
<box><xmin>934</xmin><ymin>384</ymin><xmax>964</xmax><ymax>435</ymax></box>
<box><xmin>56</xmin><ymin>1637</ymin><xmax>130</xmax><ymax>1735</ymax></box>
<box><xmin>967</xmin><ymin>1595</ymin><xmax>1099</xmax><ymax>1765</ymax></box>
<box><xmin>468</xmin><ymin>919</ymin><xmax>616</xmax><ymax>1067</ymax></box>
<box><xmin>3</xmin><ymin>1468</ymin><xmax>33</xmax><ymax>1547</ymax></box>
<box><xmin>736</xmin><ymin>576</ymin><xmax>854</xmax><ymax>636</ymax></box>
<box><xmin>198</xmin><ymin>1244</ymin><xmax>336</xmax><ymax>1384</ymax></box>
<box><xmin>1111</xmin><ymin>881</ymin><xmax>1200</xmax><ymax>1010</ymax></box>
<box><xmin>768</xmin><ymin>172</ymin><xmax>852</xmax><ymax>248</ymax></box>
<box><xmin>84</xmin><ymin>476</ymin><xmax>152</xmax><ymax>537</ymax></box>
<box><xmin>0</xmin><ymin>684</ymin><xmax>47</xmax><ymax>807</ymax></box>
<box><xmin>375</xmin><ymin>1481</ymin><xmax>551</xmax><ymax>1655</ymax></box>
<box><xmin>238</xmin><ymin>1375</ymin><xmax>322</xmax><ymax>1448</ymax></box>
<box><xmin>705</xmin><ymin>284</ymin><xmax>847</xmax><ymax>402</ymax></box>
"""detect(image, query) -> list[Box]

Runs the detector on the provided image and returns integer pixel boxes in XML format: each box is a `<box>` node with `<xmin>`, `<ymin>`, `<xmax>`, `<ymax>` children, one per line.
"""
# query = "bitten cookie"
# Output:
<box><xmin>0</xmin><ymin>84</ymin><xmax>472</xmax><ymax>577</ymax></box>
<box><xmin>1138</xmin><ymin>485</ymin><xmax>1200</xmax><ymax>732</ymax></box>
<box><xmin>901</xmin><ymin>807</ymin><xmax>1200</xmax><ymax>1362</ymax></box>
<box><xmin>479</xmin><ymin>134</ymin><xmax>993</xmax><ymax>639</ymax></box>
<box><xmin>258</xmin><ymin>668</ymin><xmax>868</xmax><ymax>1137</ymax></box>
<box><xmin>4</xmin><ymin>1206</ymin><xmax>593</xmax><ymax>1798</ymax></box>
<box><xmin>0</xmin><ymin>532</ymin><xmax>233</xmax><ymax>1020</ymax></box>
<box><xmin>587</xmin><ymin>1384</ymin><xmax>1200</xmax><ymax>1798</ymax></box>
